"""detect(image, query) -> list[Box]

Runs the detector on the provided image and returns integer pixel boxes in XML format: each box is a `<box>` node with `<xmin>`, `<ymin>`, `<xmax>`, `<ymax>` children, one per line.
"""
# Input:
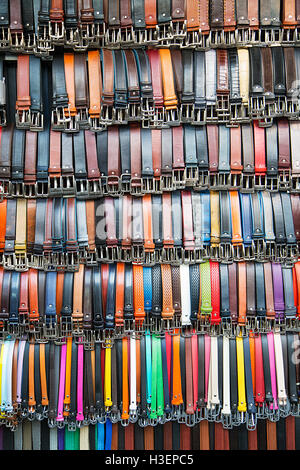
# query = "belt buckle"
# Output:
<box><xmin>49</xmin><ymin>20</ymin><xmax>65</xmax><ymax>42</ymax></box>
<box><xmin>216</xmin><ymin>94</ymin><xmax>230</xmax><ymax>122</ymax></box>
<box><xmin>278</xmin><ymin>170</ymin><xmax>291</xmax><ymax>191</ymax></box>
<box><xmin>241</xmin><ymin>174</ymin><xmax>254</xmax><ymax>193</ymax></box>
<box><xmin>114</xmin><ymin>107</ymin><xmax>128</xmax><ymax>126</ymax></box>
<box><xmin>64</xmin><ymin>26</ymin><xmax>80</xmax><ymax>46</ymax></box>
<box><xmin>286</xmin><ymin>244</ymin><xmax>299</xmax><ymax>262</ymax></box>
<box><xmin>106</xmin><ymin>246</ymin><xmax>119</xmax><ymax>262</ymax></box>
<box><xmin>157</xmin><ymin>23</ymin><xmax>173</xmax><ymax>43</ymax></box>
<box><xmin>79</xmin><ymin>23</ymin><xmax>95</xmax><ymax>45</ymax></box>
<box><xmin>10</xmin><ymin>182</ymin><xmax>23</xmax><ymax>198</ymax></box>
<box><xmin>184</xmin><ymin>166</ymin><xmax>199</xmax><ymax>186</ymax></box>
<box><xmin>48</xmin><ymin>176</ymin><xmax>63</xmax><ymax>196</ymax></box>
<box><xmin>229</xmin><ymin>173</ymin><xmax>242</xmax><ymax>190</ymax></box>
<box><xmin>9</xmin><ymin>31</ymin><xmax>25</xmax><ymax>51</ymax></box>
<box><xmin>275</xmin><ymin>96</ymin><xmax>286</xmax><ymax>116</ymax></box>
<box><xmin>107</xmin><ymin>176</ymin><xmax>121</xmax><ymax>196</ymax></box>
<box><xmin>209</xmin><ymin>172</ymin><xmax>218</xmax><ymax>189</ymax></box>
<box><xmin>30</xmin><ymin>111</ymin><xmax>44</xmax><ymax>132</ymax></box>
<box><xmin>100</xmin><ymin>105</ymin><xmax>115</xmax><ymax>125</ymax></box>
<box><xmin>291</xmin><ymin>175</ymin><xmax>300</xmax><ymax>192</ymax></box>
<box><xmin>206</xmin><ymin>104</ymin><xmax>218</xmax><ymax>122</ymax></box>
<box><xmin>128</xmin><ymin>102</ymin><xmax>142</xmax><ymax>122</ymax></box>
<box><xmin>89</xmin><ymin>115</ymin><xmax>107</xmax><ymax>132</ymax></box>
<box><xmin>131</xmin><ymin>245</ymin><xmax>145</xmax><ymax>264</ymax></box>
<box><xmin>14</xmin><ymin>253</ymin><xmax>28</xmax><ymax>272</ymax></box>
<box><xmin>36</xmin><ymin>181</ymin><xmax>49</xmax><ymax>198</ymax></box>
<box><xmin>65</xmin><ymin>252</ymin><xmax>78</xmax><ymax>272</ymax></box>
<box><xmin>143</xmin><ymin>26</ymin><xmax>159</xmax><ymax>45</ymax></box>
<box><xmin>105</xmin><ymin>27</ymin><xmax>121</xmax><ymax>46</ymax></box>
<box><xmin>85</xmin><ymin>249</ymin><xmax>97</xmax><ymax>267</ymax></box>
<box><xmin>120</xmin><ymin>174</ymin><xmax>131</xmax><ymax>194</ymax></box>
<box><xmin>183</xmin><ymin>249</ymin><xmax>195</xmax><ymax>264</ymax></box>
<box><xmin>266</xmin><ymin>176</ymin><xmax>279</xmax><ymax>192</ymax></box>
<box><xmin>94</xmin><ymin>22</ymin><xmax>106</xmax><ymax>40</ymax></box>
<box><xmin>120</xmin><ymin>26</ymin><xmax>135</xmax><ymax>45</ymax></box>
<box><xmin>164</xmin><ymin>108</ymin><xmax>180</xmax><ymax>126</ymax></box>
<box><xmin>149</xmin><ymin>107</ymin><xmax>164</xmax><ymax>128</ymax></box>
<box><xmin>195</xmin><ymin>246</ymin><xmax>205</xmax><ymax>263</ymax></box>
<box><xmin>161</xmin><ymin>247</ymin><xmax>175</xmax><ymax>264</ymax></box>
<box><xmin>77</xmin><ymin>108</ymin><xmax>90</xmax><ymax>129</ymax></box>
<box><xmin>0</xmin><ymin>108</ymin><xmax>7</xmax><ymax>127</ymax></box>
<box><xmin>141</xmin><ymin>98</ymin><xmax>154</xmax><ymax>121</ymax></box>
<box><xmin>172</xmin><ymin>169</ymin><xmax>186</xmax><ymax>190</ymax></box>
<box><xmin>233</xmin><ymin>244</ymin><xmax>244</xmax><ymax>261</ymax></box>
<box><xmin>88</xmin><ymin>179</ymin><xmax>102</xmax><ymax>197</ymax></box>
<box><xmin>52</xmin><ymin>106</ymin><xmax>72</xmax><ymax>127</ymax></box>
<box><xmin>286</xmin><ymin>97</ymin><xmax>299</xmax><ymax>119</ymax></box>
<box><xmin>171</xmin><ymin>20</ymin><xmax>186</xmax><ymax>41</ymax></box>
<box><xmin>76</xmin><ymin>179</ymin><xmax>89</xmax><ymax>198</ymax></box>
<box><xmin>253</xmin><ymin>239</ymin><xmax>266</xmax><ymax>260</ymax></box>
<box><xmin>161</xmin><ymin>174</ymin><xmax>174</xmax><ymax>191</ymax></box>
<box><xmin>61</xmin><ymin>175</ymin><xmax>76</xmax><ymax>196</ymax></box>
<box><xmin>250</xmin><ymin>96</ymin><xmax>266</xmax><ymax>119</ymax></box>
<box><xmin>3</xmin><ymin>253</ymin><xmax>14</xmax><ymax>270</ymax></box>
<box><xmin>217</xmin><ymin>172</ymin><xmax>230</xmax><ymax>189</ymax></box>
<box><xmin>219</xmin><ymin>243</ymin><xmax>233</xmax><ymax>262</ymax></box>
<box><xmin>194</xmin><ymin>170</ymin><xmax>209</xmax><ymax>190</ymax></box>
<box><xmin>223</xmin><ymin>28</ymin><xmax>236</xmax><ymax>45</ymax></box>
<box><xmin>24</xmin><ymin>183</ymin><xmax>36</xmax><ymax>198</ymax></box>
<box><xmin>183</xmin><ymin>29</ymin><xmax>201</xmax><ymax>48</ymax></box>
<box><xmin>180</xmin><ymin>104</ymin><xmax>195</xmax><ymax>123</ymax></box>
<box><xmin>282</xmin><ymin>27</ymin><xmax>296</xmax><ymax>44</ymax></box>
<box><xmin>96</xmin><ymin>246</ymin><xmax>108</xmax><ymax>263</ymax></box>
<box><xmin>0</xmin><ymin>27</ymin><xmax>10</xmax><ymax>49</ymax></box>
<box><xmin>254</xmin><ymin>174</ymin><xmax>266</xmax><ymax>191</ymax></box>
<box><xmin>15</xmin><ymin>110</ymin><xmax>31</xmax><ymax>130</ymax></box>
<box><xmin>152</xmin><ymin>177</ymin><xmax>162</xmax><ymax>194</ymax></box>
<box><xmin>192</xmin><ymin>107</ymin><xmax>207</xmax><ymax>125</ymax></box>
<box><xmin>23</xmin><ymin>32</ymin><xmax>36</xmax><ymax>53</ymax></box>
<box><xmin>228</xmin><ymin>101</ymin><xmax>248</xmax><ymax>126</ymax></box>
<box><xmin>142</xmin><ymin>177</ymin><xmax>155</xmax><ymax>193</ymax></box>
<box><xmin>208</xmin><ymin>29</ymin><xmax>224</xmax><ymax>47</ymax></box>
<box><xmin>43</xmin><ymin>321</ymin><xmax>58</xmax><ymax>341</ymax></box>
<box><xmin>265</xmin><ymin>241</ymin><xmax>276</xmax><ymax>261</ymax></box>
<box><xmin>130</xmin><ymin>177</ymin><xmax>144</xmax><ymax>196</ymax></box>
<box><xmin>144</xmin><ymin>250</ymin><xmax>155</xmax><ymax>266</ymax></box>
<box><xmin>249</xmin><ymin>27</ymin><xmax>261</xmax><ymax>44</ymax></box>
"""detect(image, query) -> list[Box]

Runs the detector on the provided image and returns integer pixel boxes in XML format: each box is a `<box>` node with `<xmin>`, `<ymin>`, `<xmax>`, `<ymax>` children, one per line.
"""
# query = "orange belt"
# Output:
<box><xmin>40</xmin><ymin>344</ymin><xmax>49</xmax><ymax>408</ymax></box>
<box><xmin>159</xmin><ymin>49</ymin><xmax>178</xmax><ymax>111</ymax></box>
<box><xmin>0</xmin><ymin>200</ymin><xmax>7</xmax><ymax>252</ymax></box>
<box><xmin>72</xmin><ymin>264</ymin><xmax>84</xmax><ymax>327</ymax></box>
<box><xmin>64</xmin><ymin>336</ymin><xmax>73</xmax><ymax>416</ymax></box>
<box><xmin>133</xmin><ymin>265</ymin><xmax>145</xmax><ymax>326</ymax></box>
<box><xmin>172</xmin><ymin>332</ymin><xmax>183</xmax><ymax>407</ymax></box>
<box><xmin>161</xmin><ymin>265</ymin><xmax>175</xmax><ymax>320</ymax></box>
<box><xmin>64</xmin><ymin>53</ymin><xmax>77</xmax><ymax>117</ymax></box>
<box><xmin>230</xmin><ymin>191</ymin><xmax>243</xmax><ymax>246</ymax></box>
<box><xmin>143</xmin><ymin>195</ymin><xmax>155</xmax><ymax>253</ymax></box>
<box><xmin>88</xmin><ymin>51</ymin><xmax>102</xmax><ymax>120</ymax></box>
<box><xmin>115</xmin><ymin>263</ymin><xmax>125</xmax><ymax>327</ymax></box>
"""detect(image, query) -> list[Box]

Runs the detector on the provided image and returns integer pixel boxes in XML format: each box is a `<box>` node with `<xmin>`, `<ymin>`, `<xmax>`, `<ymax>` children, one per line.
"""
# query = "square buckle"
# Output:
<box><xmin>62</xmin><ymin>175</ymin><xmax>76</xmax><ymax>196</ymax></box>
<box><xmin>76</xmin><ymin>179</ymin><xmax>89</xmax><ymax>198</ymax></box>
<box><xmin>130</xmin><ymin>178</ymin><xmax>144</xmax><ymax>196</ymax></box>
<box><xmin>253</xmin><ymin>239</ymin><xmax>266</xmax><ymax>260</ymax></box>
<box><xmin>223</xmin><ymin>29</ymin><xmax>236</xmax><ymax>46</ymax></box>
<box><xmin>156</xmin><ymin>23</ymin><xmax>173</xmax><ymax>43</ymax></box>
<box><xmin>172</xmin><ymin>169</ymin><xmax>186</xmax><ymax>190</ymax></box>
<box><xmin>36</xmin><ymin>181</ymin><xmax>49</xmax><ymax>198</ymax></box>
<box><xmin>120</xmin><ymin>247</ymin><xmax>132</xmax><ymax>262</ymax></box>
<box><xmin>243</xmin><ymin>244</ymin><xmax>255</xmax><ymax>261</ymax></box>
<box><xmin>217</xmin><ymin>172</ymin><xmax>231</xmax><ymax>189</ymax></box>
<box><xmin>142</xmin><ymin>177</ymin><xmax>155</xmax><ymax>193</ymax></box>
<box><xmin>216</xmin><ymin>94</ymin><xmax>230</xmax><ymax>122</ymax></box>
<box><xmin>184</xmin><ymin>166</ymin><xmax>199</xmax><ymax>186</ymax></box>
<box><xmin>249</xmin><ymin>28</ymin><xmax>261</xmax><ymax>44</ymax></box>
<box><xmin>120</xmin><ymin>174</ymin><xmax>131</xmax><ymax>194</ymax></box>
<box><xmin>180</xmin><ymin>104</ymin><xmax>195</xmax><ymax>123</ymax></box>
<box><xmin>10</xmin><ymin>182</ymin><xmax>24</xmax><ymax>198</ymax></box>
<box><xmin>219</xmin><ymin>243</ymin><xmax>233</xmax><ymax>262</ymax></box>
<box><xmin>250</xmin><ymin>96</ymin><xmax>266</xmax><ymax>118</ymax></box>
<box><xmin>141</xmin><ymin>27</ymin><xmax>159</xmax><ymax>46</ymax></box>
<box><xmin>119</xmin><ymin>26</ymin><xmax>135</xmax><ymax>45</ymax></box>
<box><xmin>131</xmin><ymin>245</ymin><xmax>145</xmax><ymax>264</ymax></box>
<box><xmin>141</xmin><ymin>98</ymin><xmax>154</xmax><ymax>121</ymax></box>
<box><xmin>85</xmin><ymin>250</ymin><xmax>98</xmax><ymax>267</ymax></box>
<box><xmin>88</xmin><ymin>179</ymin><xmax>102</xmax><ymax>197</ymax></box>
<box><xmin>254</xmin><ymin>174</ymin><xmax>267</xmax><ymax>191</ymax></box>
<box><xmin>3</xmin><ymin>253</ymin><xmax>15</xmax><ymax>270</ymax></box>
<box><xmin>266</xmin><ymin>176</ymin><xmax>279</xmax><ymax>192</ymax></box>
<box><xmin>0</xmin><ymin>27</ymin><xmax>10</xmax><ymax>49</ymax></box>
<box><xmin>23</xmin><ymin>32</ymin><xmax>36</xmax><ymax>53</ymax></box>
<box><xmin>48</xmin><ymin>176</ymin><xmax>63</xmax><ymax>197</ymax></box>
<box><xmin>36</xmin><ymin>25</ymin><xmax>54</xmax><ymax>53</ymax></box>
<box><xmin>183</xmin><ymin>29</ymin><xmax>202</xmax><ymax>48</ymax></box>
<box><xmin>107</xmin><ymin>176</ymin><xmax>121</xmax><ymax>196</ymax></box>
<box><xmin>285</xmin><ymin>97</ymin><xmax>299</xmax><ymax>119</ymax></box>
<box><xmin>65</xmin><ymin>252</ymin><xmax>79</xmax><ymax>271</ymax></box>
<box><xmin>161</xmin><ymin>174</ymin><xmax>174</xmax><ymax>191</ymax></box>
<box><xmin>9</xmin><ymin>31</ymin><xmax>25</xmax><ymax>51</ymax></box>
<box><xmin>96</xmin><ymin>246</ymin><xmax>109</xmax><ymax>263</ymax></box>
<box><xmin>286</xmin><ymin>244</ymin><xmax>299</xmax><ymax>263</ymax></box>
<box><xmin>161</xmin><ymin>247</ymin><xmax>176</xmax><ymax>264</ymax></box>
<box><xmin>191</xmin><ymin>107</ymin><xmax>207</xmax><ymax>125</ymax></box>
<box><xmin>274</xmin><ymin>96</ymin><xmax>286</xmax><ymax>116</ymax></box>
<box><xmin>30</xmin><ymin>112</ymin><xmax>44</xmax><ymax>132</ymax></box>
<box><xmin>106</xmin><ymin>246</ymin><xmax>119</xmax><ymax>262</ymax></box>
<box><xmin>183</xmin><ymin>249</ymin><xmax>196</xmax><ymax>264</ymax></box>
<box><xmin>278</xmin><ymin>170</ymin><xmax>291</xmax><ymax>191</ymax></box>
<box><xmin>240</xmin><ymin>174</ymin><xmax>254</xmax><ymax>193</ymax></box>
<box><xmin>144</xmin><ymin>250</ymin><xmax>156</xmax><ymax>266</ymax></box>
<box><xmin>281</xmin><ymin>27</ymin><xmax>296</xmax><ymax>44</ymax></box>
<box><xmin>194</xmin><ymin>170</ymin><xmax>209</xmax><ymax>190</ymax></box>
<box><xmin>228</xmin><ymin>102</ymin><xmax>249</xmax><ymax>125</ymax></box>
<box><xmin>208</xmin><ymin>29</ymin><xmax>224</xmax><ymax>47</ymax></box>
<box><xmin>206</xmin><ymin>104</ymin><xmax>218</xmax><ymax>122</ymax></box>
<box><xmin>233</xmin><ymin>244</ymin><xmax>244</xmax><ymax>261</ymax></box>
<box><xmin>64</xmin><ymin>27</ymin><xmax>80</xmax><ymax>46</ymax></box>
<box><xmin>15</xmin><ymin>110</ymin><xmax>31</xmax><ymax>130</ymax></box>
<box><xmin>229</xmin><ymin>173</ymin><xmax>242</xmax><ymax>190</ymax></box>
<box><xmin>265</xmin><ymin>241</ymin><xmax>276</xmax><ymax>261</ymax></box>
<box><xmin>114</xmin><ymin>107</ymin><xmax>128</xmax><ymax>126</ymax></box>
<box><xmin>100</xmin><ymin>105</ymin><xmax>115</xmax><ymax>125</ymax></box>
<box><xmin>291</xmin><ymin>175</ymin><xmax>300</xmax><ymax>192</ymax></box>
<box><xmin>49</xmin><ymin>21</ymin><xmax>65</xmax><ymax>42</ymax></box>
<box><xmin>127</xmin><ymin>103</ymin><xmax>142</xmax><ymax>122</ymax></box>
<box><xmin>23</xmin><ymin>183</ymin><xmax>37</xmax><ymax>198</ymax></box>
<box><xmin>163</xmin><ymin>108</ymin><xmax>180</xmax><ymax>126</ymax></box>
<box><xmin>13</xmin><ymin>253</ymin><xmax>28</xmax><ymax>272</ymax></box>
<box><xmin>89</xmin><ymin>115</ymin><xmax>107</xmax><ymax>132</ymax></box>
<box><xmin>105</xmin><ymin>27</ymin><xmax>121</xmax><ymax>46</ymax></box>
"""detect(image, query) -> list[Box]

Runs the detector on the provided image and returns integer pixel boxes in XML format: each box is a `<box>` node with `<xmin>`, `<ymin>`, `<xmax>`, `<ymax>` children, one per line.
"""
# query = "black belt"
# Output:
<box><xmin>152</xmin><ymin>195</ymin><xmax>163</xmax><ymax>249</ymax></box>
<box><xmin>11</xmin><ymin>129</ymin><xmax>25</xmax><ymax>183</ymax></box>
<box><xmin>251</xmin><ymin>193</ymin><xmax>264</xmax><ymax>240</ymax></box>
<box><xmin>52</xmin><ymin>54</ymin><xmax>69</xmax><ymax>114</ymax></box>
<box><xmin>271</xmin><ymin>192</ymin><xmax>286</xmax><ymax>244</ymax></box>
<box><xmin>61</xmin><ymin>272</ymin><xmax>74</xmax><ymax>326</ymax></box>
<box><xmin>105</xmin><ymin>264</ymin><xmax>116</xmax><ymax>329</ymax></box>
<box><xmin>250</xmin><ymin>48</ymin><xmax>264</xmax><ymax>98</ymax></box>
<box><xmin>182</xmin><ymin>50</ymin><xmax>194</xmax><ymax>111</ymax></box>
<box><xmin>132</xmin><ymin>0</ymin><xmax>145</xmax><ymax>30</ymax></box>
<box><xmin>21</xmin><ymin>0</ymin><xmax>35</xmax><ymax>34</ymax></box>
<box><xmin>266</xmin><ymin>125</ymin><xmax>278</xmax><ymax>177</ymax></box>
<box><xmin>93</xmin><ymin>0</ymin><xmax>104</xmax><ymax>26</ymax></box>
<box><xmin>0</xmin><ymin>0</ymin><xmax>9</xmax><ymax>27</ymax></box>
<box><xmin>34</xmin><ymin>199</ymin><xmax>46</xmax><ymax>255</ymax></box>
<box><xmin>120</xmin><ymin>127</ymin><xmax>131</xmax><ymax>180</ymax></box>
<box><xmin>281</xmin><ymin>193</ymin><xmax>297</xmax><ymax>246</ymax></box>
<box><xmin>34</xmin><ymin>343</ymin><xmax>43</xmax><ymax>417</ymax></box>
<box><xmin>272</xmin><ymin>47</ymin><xmax>286</xmax><ymax>99</ymax></box>
<box><xmin>37</xmin><ymin>127</ymin><xmax>50</xmax><ymax>183</ymax></box>
<box><xmin>52</xmin><ymin>198</ymin><xmax>63</xmax><ymax>253</ymax></box>
<box><xmin>157</xmin><ymin>0</ymin><xmax>171</xmax><ymax>24</ymax></box>
<box><xmin>74</xmin><ymin>131</ymin><xmax>87</xmax><ymax>180</ymax></box>
<box><xmin>255</xmin><ymin>263</ymin><xmax>266</xmax><ymax>318</ymax></box>
<box><xmin>114</xmin><ymin>50</ymin><xmax>127</xmax><ymax>110</ymax></box>
<box><xmin>95</xmin><ymin>200</ymin><xmax>106</xmax><ymax>249</ymax></box>
<box><xmin>92</xmin><ymin>267</ymin><xmax>104</xmax><ymax>330</ymax></box>
<box><xmin>228</xmin><ymin>49</ymin><xmax>241</xmax><ymax>104</ymax></box>
<box><xmin>184</xmin><ymin>125</ymin><xmax>197</xmax><ymax>170</ymax></box>
<box><xmin>9</xmin><ymin>271</ymin><xmax>20</xmax><ymax>325</ymax></box>
<box><xmin>39</xmin><ymin>0</ymin><xmax>50</xmax><ymax>26</ymax></box>
<box><xmin>246</xmin><ymin>262</ymin><xmax>256</xmax><ymax>318</ymax></box>
<box><xmin>97</xmin><ymin>131</ymin><xmax>108</xmax><ymax>177</ymax></box>
<box><xmin>38</xmin><ymin>271</ymin><xmax>46</xmax><ymax>322</ymax></box>
<box><xmin>287</xmin><ymin>333</ymin><xmax>298</xmax><ymax>408</ymax></box>
<box><xmin>220</xmin><ymin>191</ymin><xmax>232</xmax><ymax>244</ymax></box>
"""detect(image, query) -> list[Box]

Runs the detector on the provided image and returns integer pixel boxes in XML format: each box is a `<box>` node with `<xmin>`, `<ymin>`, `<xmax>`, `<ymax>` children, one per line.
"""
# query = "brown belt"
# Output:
<box><xmin>207</xmin><ymin>125</ymin><xmax>219</xmax><ymax>174</ymax></box>
<box><xmin>49</xmin><ymin>130</ymin><xmax>61</xmax><ymax>178</ymax></box>
<box><xmin>19</xmin><ymin>272</ymin><xmax>29</xmax><ymax>320</ymax></box>
<box><xmin>75</xmin><ymin>53</ymin><xmax>89</xmax><ymax>117</ymax></box>
<box><xmin>143</xmin><ymin>195</ymin><xmax>155</xmax><ymax>253</ymax></box>
<box><xmin>144</xmin><ymin>427</ymin><xmax>154</xmax><ymax>450</ymax></box>
<box><xmin>278</xmin><ymin>119</ymin><xmax>291</xmax><ymax>171</ymax></box>
<box><xmin>0</xmin><ymin>125</ymin><xmax>13</xmax><ymax>180</ymax></box>
<box><xmin>171</xmin><ymin>50</ymin><xmax>183</xmax><ymax>101</ymax></box>
<box><xmin>264</xmin><ymin>263</ymin><xmax>275</xmax><ymax>320</ymax></box>
<box><xmin>186</xmin><ymin>0</ymin><xmax>199</xmax><ymax>32</ymax></box>
<box><xmin>282</xmin><ymin>0</ymin><xmax>297</xmax><ymax>28</ymax></box>
<box><xmin>50</xmin><ymin>0</ymin><xmax>64</xmax><ymax>22</ymax></box>
<box><xmin>85</xmin><ymin>130</ymin><xmax>100</xmax><ymax>181</ymax></box>
<box><xmin>224</xmin><ymin>0</ymin><xmax>236</xmax><ymax>31</ymax></box>
<box><xmin>152</xmin><ymin>129</ymin><xmax>162</xmax><ymax>180</ymax></box>
<box><xmin>161</xmin><ymin>265</ymin><xmax>175</xmax><ymax>320</ymax></box>
<box><xmin>107</xmin><ymin>126</ymin><xmax>120</xmax><ymax>187</ymax></box>
<box><xmin>180</xmin><ymin>425</ymin><xmax>191</xmax><ymax>450</ymax></box>
<box><xmin>171</xmin><ymin>266</ymin><xmax>181</xmax><ymax>316</ymax></box>
<box><xmin>9</xmin><ymin>0</ymin><xmax>23</xmax><ymax>35</ymax></box>
<box><xmin>145</xmin><ymin>0</ymin><xmax>157</xmax><ymax>28</ymax></box>
<box><xmin>130</xmin><ymin>125</ymin><xmax>142</xmax><ymax>188</ymax></box>
<box><xmin>43</xmin><ymin>199</ymin><xmax>53</xmax><ymax>253</ymax></box>
<box><xmin>122</xmin><ymin>195</ymin><xmax>132</xmax><ymax>251</ymax></box>
<box><xmin>228</xmin><ymin>263</ymin><xmax>238</xmax><ymax>324</ymax></box>
<box><xmin>86</xmin><ymin>200</ymin><xmax>96</xmax><ymax>251</ymax></box>
<box><xmin>120</xmin><ymin>0</ymin><xmax>133</xmax><ymax>29</ymax></box>
<box><xmin>16</xmin><ymin>56</ymin><xmax>31</xmax><ymax>119</ymax></box>
<box><xmin>211</xmin><ymin>0</ymin><xmax>224</xmax><ymax>29</ymax></box>
<box><xmin>115</xmin><ymin>263</ymin><xmax>125</xmax><ymax>327</ymax></box>
<box><xmin>26</xmin><ymin>200</ymin><xmax>36</xmax><ymax>254</ymax></box>
<box><xmin>88</xmin><ymin>51</ymin><xmax>102</xmax><ymax>121</ymax></box>
<box><xmin>248</xmin><ymin>0</ymin><xmax>259</xmax><ymax>30</ymax></box>
<box><xmin>24</xmin><ymin>132</ymin><xmax>37</xmax><ymax>185</ymax></box>
<box><xmin>102</xmin><ymin>49</ymin><xmax>114</xmax><ymax>111</ymax></box>
<box><xmin>214</xmin><ymin>423</ymin><xmax>229</xmax><ymax>450</ymax></box>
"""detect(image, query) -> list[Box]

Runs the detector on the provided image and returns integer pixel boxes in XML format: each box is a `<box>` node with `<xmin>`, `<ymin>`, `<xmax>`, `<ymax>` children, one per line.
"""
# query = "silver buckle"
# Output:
<box><xmin>24</xmin><ymin>183</ymin><xmax>36</xmax><ymax>198</ymax></box>
<box><xmin>161</xmin><ymin>174</ymin><xmax>174</xmax><ymax>191</ymax></box>
<box><xmin>100</xmin><ymin>105</ymin><xmax>115</xmax><ymax>125</ymax></box>
<box><xmin>285</xmin><ymin>97</ymin><xmax>300</xmax><ymax>119</ymax></box>
<box><xmin>15</xmin><ymin>110</ymin><xmax>31</xmax><ymax>129</ymax></box>
<box><xmin>278</xmin><ymin>170</ymin><xmax>291</xmax><ymax>191</ymax></box>
<box><xmin>64</xmin><ymin>27</ymin><xmax>80</xmax><ymax>46</ymax></box>
<box><xmin>266</xmin><ymin>176</ymin><xmax>279</xmax><ymax>192</ymax></box>
<box><xmin>130</xmin><ymin>178</ymin><xmax>144</xmax><ymax>196</ymax></box>
<box><xmin>89</xmin><ymin>115</ymin><xmax>107</xmax><ymax>132</ymax></box>
<box><xmin>219</xmin><ymin>243</ymin><xmax>233</xmax><ymax>262</ymax></box>
<box><xmin>105</xmin><ymin>27</ymin><xmax>121</xmax><ymax>46</ymax></box>
<box><xmin>206</xmin><ymin>104</ymin><xmax>218</xmax><ymax>122</ymax></box>
<box><xmin>142</xmin><ymin>177</ymin><xmax>155</xmax><ymax>194</ymax></box>
<box><xmin>229</xmin><ymin>173</ymin><xmax>242</xmax><ymax>190</ymax></box>
<box><xmin>36</xmin><ymin>25</ymin><xmax>54</xmax><ymax>53</ymax></box>
<box><xmin>192</xmin><ymin>107</ymin><xmax>207</xmax><ymax>125</ymax></box>
<box><xmin>161</xmin><ymin>247</ymin><xmax>176</xmax><ymax>264</ymax></box>
<box><xmin>30</xmin><ymin>111</ymin><xmax>44</xmax><ymax>132</ymax></box>
<box><xmin>140</xmin><ymin>27</ymin><xmax>158</xmax><ymax>45</ymax></box>
<box><xmin>119</xmin><ymin>26</ymin><xmax>135</xmax><ymax>45</ymax></box>
<box><xmin>0</xmin><ymin>27</ymin><xmax>10</xmax><ymax>49</ymax></box>
<box><xmin>208</xmin><ymin>29</ymin><xmax>224</xmax><ymax>47</ymax></box>
<box><xmin>107</xmin><ymin>176</ymin><xmax>121</xmax><ymax>196</ymax></box>
<box><xmin>48</xmin><ymin>176</ymin><xmax>63</xmax><ymax>196</ymax></box>
<box><xmin>131</xmin><ymin>245</ymin><xmax>144</xmax><ymax>264</ymax></box>
<box><xmin>36</xmin><ymin>181</ymin><xmax>49</xmax><ymax>198</ymax></box>
<box><xmin>254</xmin><ymin>174</ymin><xmax>267</xmax><ymax>191</ymax></box>
<box><xmin>250</xmin><ymin>96</ymin><xmax>266</xmax><ymax>118</ymax></box>
<box><xmin>10</xmin><ymin>182</ymin><xmax>24</xmax><ymax>198</ymax></box>
<box><xmin>180</xmin><ymin>104</ymin><xmax>194</xmax><ymax>123</ymax></box>
<box><xmin>217</xmin><ymin>172</ymin><xmax>231</xmax><ymax>189</ymax></box>
<box><xmin>275</xmin><ymin>96</ymin><xmax>286</xmax><ymax>116</ymax></box>
<box><xmin>216</xmin><ymin>94</ymin><xmax>230</xmax><ymax>122</ymax></box>
<box><xmin>184</xmin><ymin>166</ymin><xmax>199</xmax><ymax>186</ymax></box>
<box><xmin>62</xmin><ymin>175</ymin><xmax>76</xmax><ymax>196</ymax></box>
<box><xmin>88</xmin><ymin>179</ymin><xmax>102</xmax><ymax>197</ymax></box>
<box><xmin>291</xmin><ymin>175</ymin><xmax>300</xmax><ymax>192</ymax></box>
<box><xmin>163</xmin><ymin>108</ymin><xmax>180</xmax><ymax>126</ymax></box>
<box><xmin>9</xmin><ymin>31</ymin><xmax>25</xmax><ymax>51</ymax></box>
<box><xmin>172</xmin><ymin>169</ymin><xmax>186</xmax><ymax>189</ymax></box>
<box><xmin>128</xmin><ymin>103</ymin><xmax>142</xmax><ymax>122</ymax></box>
<box><xmin>241</xmin><ymin>174</ymin><xmax>254</xmax><ymax>193</ymax></box>
<box><xmin>49</xmin><ymin>21</ymin><xmax>65</xmax><ymax>43</ymax></box>
<box><xmin>76</xmin><ymin>179</ymin><xmax>89</xmax><ymax>198</ymax></box>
